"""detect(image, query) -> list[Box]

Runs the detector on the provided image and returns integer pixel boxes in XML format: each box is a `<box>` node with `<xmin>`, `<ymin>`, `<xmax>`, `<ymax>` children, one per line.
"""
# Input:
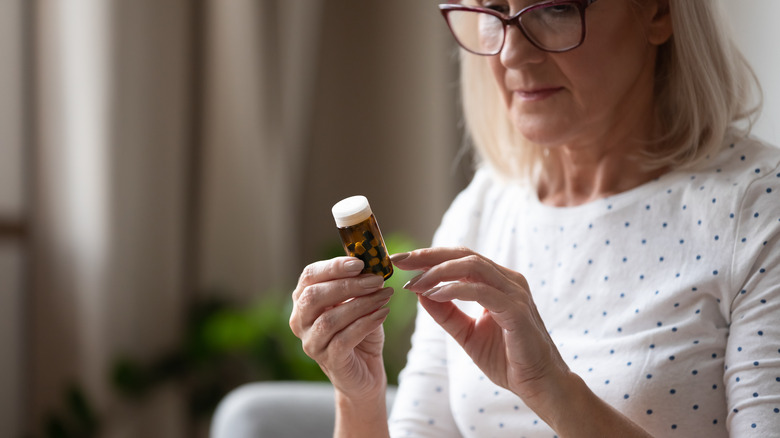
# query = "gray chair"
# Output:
<box><xmin>210</xmin><ymin>381</ymin><xmax>397</xmax><ymax>438</ymax></box>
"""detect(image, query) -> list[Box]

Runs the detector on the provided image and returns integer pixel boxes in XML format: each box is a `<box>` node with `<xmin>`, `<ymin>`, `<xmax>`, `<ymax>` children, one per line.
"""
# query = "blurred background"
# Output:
<box><xmin>0</xmin><ymin>1</ymin><xmax>777</xmax><ymax>437</ymax></box>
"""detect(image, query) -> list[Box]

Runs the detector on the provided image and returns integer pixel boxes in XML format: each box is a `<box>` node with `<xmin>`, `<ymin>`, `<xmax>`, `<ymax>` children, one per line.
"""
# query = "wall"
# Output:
<box><xmin>0</xmin><ymin>0</ymin><xmax>25</xmax><ymax>436</ymax></box>
<box><xmin>720</xmin><ymin>0</ymin><xmax>780</xmax><ymax>145</ymax></box>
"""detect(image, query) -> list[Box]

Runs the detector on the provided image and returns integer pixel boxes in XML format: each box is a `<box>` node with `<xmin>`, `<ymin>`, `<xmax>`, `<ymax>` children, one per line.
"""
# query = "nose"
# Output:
<box><xmin>499</xmin><ymin>25</ymin><xmax>546</xmax><ymax>67</ymax></box>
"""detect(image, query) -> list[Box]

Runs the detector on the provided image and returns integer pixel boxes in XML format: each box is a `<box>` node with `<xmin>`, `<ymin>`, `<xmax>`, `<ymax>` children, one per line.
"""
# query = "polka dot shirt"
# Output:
<box><xmin>388</xmin><ymin>136</ymin><xmax>780</xmax><ymax>437</ymax></box>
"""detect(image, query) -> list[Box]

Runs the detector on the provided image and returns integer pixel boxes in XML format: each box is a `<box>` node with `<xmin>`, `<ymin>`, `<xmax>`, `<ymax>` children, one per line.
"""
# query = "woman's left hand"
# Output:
<box><xmin>392</xmin><ymin>247</ymin><xmax>571</xmax><ymax>406</ymax></box>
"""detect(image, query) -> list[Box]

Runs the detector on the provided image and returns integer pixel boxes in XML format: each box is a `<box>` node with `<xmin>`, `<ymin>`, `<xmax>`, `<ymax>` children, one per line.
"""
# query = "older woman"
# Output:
<box><xmin>289</xmin><ymin>0</ymin><xmax>779</xmax><ymax>436</ymax></box>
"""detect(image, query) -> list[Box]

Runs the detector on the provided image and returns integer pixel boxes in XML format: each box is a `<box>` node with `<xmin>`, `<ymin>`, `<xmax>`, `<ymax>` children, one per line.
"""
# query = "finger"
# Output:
<box><xmin>326</xmin><ymin>306</ymin><xmax>390</xmax><ymax>362</ymax></box>
<box><xmin>404</xmin><ymin>253</ymin><xmax>517</xmax><ymax>295</ymax></box>
<box><xmin>390</xmin><ymin>247</ymin><xmax>475</xmax><ymax>272</ymax></box>
<box><xmin>291</xmin><ymin>275</ymin><xmax>385</xmax><ymax>334</ymax></box>
<box><xmin>420</xmin><ymin>283</ymin><xmax>549</xmax><ymax>348</ymax></box>
<box><xmin>419</xmin><ymin>293</ymin><xmax>553</xmax><ymax>375</ymax></box>
<box><xmin>303</xmin><ymin>287</ymin><xmax>393</xmax><ymax>358</ymax></box>
<box><xmin>294</xmin><ymin>257</ymin><xmax>366</xmax><ymax>299</ymax></box>
<box><xmin>417</xmin><ymin>295</ymin><xmax>475</xmax><ymax>346</ymax></box>
<box><xmin>418</xmin><ymin>281</ymin><xmax>520</xmax><ymax>320</ymax></box>
<box><xmin>393</xmin><ymin>248</ymin><xmax>529</xmax><ymax>291</ymax></box>
<box><xmin>417</xmin><ymin>296</ymin><xmax>500</xmax><ymax>358</ymax></box>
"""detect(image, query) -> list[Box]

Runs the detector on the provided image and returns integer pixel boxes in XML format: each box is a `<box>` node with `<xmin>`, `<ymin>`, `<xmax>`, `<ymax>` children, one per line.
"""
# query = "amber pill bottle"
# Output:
<box><xmin>331</xmin><ymin>195</ymin><xmax>393</xmax><ymax>280</ymax></box>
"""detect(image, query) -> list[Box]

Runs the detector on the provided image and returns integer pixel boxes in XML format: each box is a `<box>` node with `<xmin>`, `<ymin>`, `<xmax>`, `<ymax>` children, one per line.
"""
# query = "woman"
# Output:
<box><xmin>290</xmin><ymin>0</ymin><xmax>780</xmax><ymax>436</ymax></box>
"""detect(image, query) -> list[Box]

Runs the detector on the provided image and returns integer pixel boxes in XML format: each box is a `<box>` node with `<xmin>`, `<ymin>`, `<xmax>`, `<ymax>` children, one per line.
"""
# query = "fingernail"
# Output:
<box><xmin>378</xmin><ymin>287</ymin><xmax>395</xmax><ymax>298</ymax></box>
<box><xmin>421</xmin><ymin>285</ymin><xmax>443</xmax><ymax>297</ymax></box>
<box><xmin>371</xmin><ymin>307</ymin><xmax>391</xmax><ymax>320</ymax></box>
<box><xmin>345</xmin><ymin>259</ymin><xmax>365</xmax><ymax>272</ymax></box>
<box><xmin>390</xmin><ymin>252</ymin><xmax>410</xmax><ymax>263</ymax></box>
<box><xmin>360</xmin><ymin>275</ymin><xmax>384</xmax><ymax>289</ymax></box>
<box><xmin>403</xmin><ymin>273</ymin><xmax>423</xmax><ymax>290</ymax></box>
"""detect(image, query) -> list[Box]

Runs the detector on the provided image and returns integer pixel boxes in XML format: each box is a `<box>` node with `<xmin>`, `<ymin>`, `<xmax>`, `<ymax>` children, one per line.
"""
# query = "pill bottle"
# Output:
<box><xmin>332</xmin><ymin>195</ymin><xmax>393</xmax><ymax>280</ymax></box>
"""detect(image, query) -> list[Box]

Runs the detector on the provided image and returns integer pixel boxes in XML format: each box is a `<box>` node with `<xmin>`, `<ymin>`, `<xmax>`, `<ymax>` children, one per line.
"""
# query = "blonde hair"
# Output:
<box><xmin>459</xmin><ymin>0</ymin><xmax>762</xmax><ymax>180</ymax></box>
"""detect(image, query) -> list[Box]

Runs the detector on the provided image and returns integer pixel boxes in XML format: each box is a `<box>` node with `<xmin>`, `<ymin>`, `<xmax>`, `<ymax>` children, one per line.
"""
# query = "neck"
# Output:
<box><xmin>536</xmin><ymin>139</ymin><xmax>666</xmax><ymax>207</ymax></box>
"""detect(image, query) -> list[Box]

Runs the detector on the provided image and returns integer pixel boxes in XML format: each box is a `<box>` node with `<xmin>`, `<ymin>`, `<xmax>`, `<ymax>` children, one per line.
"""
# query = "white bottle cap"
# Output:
<box><xmin>332</xmin><ymin>195</ymin><xmax>373</xmax><ymax>228</ymax></box>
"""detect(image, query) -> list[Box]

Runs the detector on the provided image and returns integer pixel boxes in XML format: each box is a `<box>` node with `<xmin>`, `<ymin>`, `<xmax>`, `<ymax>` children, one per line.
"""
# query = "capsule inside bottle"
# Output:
<box><xmin>332</xmin><ymin>196</ymin><xmax>393</xmax><ymax>280</ymax></box>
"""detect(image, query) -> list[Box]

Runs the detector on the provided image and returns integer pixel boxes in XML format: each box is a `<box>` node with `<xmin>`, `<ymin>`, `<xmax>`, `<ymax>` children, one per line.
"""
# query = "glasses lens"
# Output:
<box><xmin>521</xmin><ymin>3</ymin><xmax>583</xmax><ymax>52</ymax></box>
<box><xmin>446</xmin><ymin>10</ymin><xmax>504</xmax><ymax>55</ymax></box>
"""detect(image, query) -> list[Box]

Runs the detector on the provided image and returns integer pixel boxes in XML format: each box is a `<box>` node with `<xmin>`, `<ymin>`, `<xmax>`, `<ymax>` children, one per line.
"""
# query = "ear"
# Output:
<box><xmin>644</xmin><ymin>0</ymin><xmax>673</xmax><ymax>46</ymax></box>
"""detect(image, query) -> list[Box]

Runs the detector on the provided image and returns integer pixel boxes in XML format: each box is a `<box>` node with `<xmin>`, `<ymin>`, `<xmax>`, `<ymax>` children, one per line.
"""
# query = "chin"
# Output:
<box><xmin>513</xmin><ymin>123</ymin><xmax>567</xmax><ymax>147</ymax></box>
<box><xmin>507</xmin><ymin>99</ymin><xmax>583</xmax><ymax>145</ymax></box>
<box><xmin>509</xmin><ymin>108</ymin><xmax>561</xmax><ymax>138</ymax></box>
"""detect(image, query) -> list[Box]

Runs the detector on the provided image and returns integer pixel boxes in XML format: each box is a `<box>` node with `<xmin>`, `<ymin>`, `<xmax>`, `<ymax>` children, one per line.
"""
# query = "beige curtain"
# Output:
<box><xmin>13</xmin><ymin>0</ymin><xmax>463</xmax><ymax>437</ymax></box>
<box><xmin>31</xmin><ymin>0</ymin><xmax>192</xmax><ymax>436</ymax></box>
<box><xmin>0</xmin><ymin>0</ymin><xmax>26</xmax><ymax>435</ymax></box>
<box><xmin>198</xmin><ymin>0</ymin><xmax>326</xmax><ymax>301</ymax></box>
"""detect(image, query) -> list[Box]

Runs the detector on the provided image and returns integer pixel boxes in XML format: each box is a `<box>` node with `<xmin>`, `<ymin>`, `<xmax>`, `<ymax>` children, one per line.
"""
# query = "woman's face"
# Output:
<box><xmin>487</xmin><ymin>0</ymin><xmax>671</xmax><ymax>150</ymax></box>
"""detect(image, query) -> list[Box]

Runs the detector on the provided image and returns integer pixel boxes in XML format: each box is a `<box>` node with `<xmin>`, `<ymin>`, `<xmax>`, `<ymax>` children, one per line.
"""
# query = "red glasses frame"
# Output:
<box><xmin>439</xmin><ymin>0</ymin><xmax>600</xmax><ymax>55</ymax></box>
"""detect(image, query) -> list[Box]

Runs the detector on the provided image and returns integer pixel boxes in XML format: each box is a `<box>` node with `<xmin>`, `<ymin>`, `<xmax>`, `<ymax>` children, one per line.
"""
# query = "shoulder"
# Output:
<box><xmin>711</xmin><ymin>135</ymin><xmax>780</xmax><ymax>219</ymax></box>
<box><xmin>725</xmin><ymin>136</ymin><xmax>780</xmax><ymax>236</ymax></box>
<box><xmin>697</xmin><ymin>135</ymin><xmax>780</xmax><ymax>185</ymax></box>
<box><xmin>732</xmin><ymin>135</ymin><xmax>780</xmax><ymax>194</ymax></box>
<box><xmin>668</xmin><ymin>135</ymin><xmax>780</xmax><ymax>211</ymax></box>
<box><xmin>681</xmin><ymin>134</ymin><xmax>780</xmax><ymax>242</ymax></box>
<box><xmin>706</xmin><ymin>135</ymin><xmax>780</xmax><ymax>298</ymax></box>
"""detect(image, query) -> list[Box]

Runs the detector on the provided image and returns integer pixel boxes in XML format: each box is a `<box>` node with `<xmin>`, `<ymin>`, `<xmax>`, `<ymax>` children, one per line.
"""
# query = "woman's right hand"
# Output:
<box><xmin>289</xmin><ymin>257</ymin><xmax>394</xmax><ymax>401</ymax></box>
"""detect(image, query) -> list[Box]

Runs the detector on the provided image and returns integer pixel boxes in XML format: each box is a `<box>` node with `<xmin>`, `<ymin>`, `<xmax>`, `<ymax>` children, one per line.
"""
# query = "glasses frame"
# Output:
<box><xmin>439</xmin><ymin>0</ymin><xmax>600</xmax><ymax>56</ymax></box>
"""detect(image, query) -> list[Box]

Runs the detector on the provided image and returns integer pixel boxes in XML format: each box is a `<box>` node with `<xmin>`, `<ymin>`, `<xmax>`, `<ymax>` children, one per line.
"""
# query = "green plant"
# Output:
<box><xmin>32</xmin><ymin>384</ymin><xmax>99</xmax><ymax>438</ymax></box>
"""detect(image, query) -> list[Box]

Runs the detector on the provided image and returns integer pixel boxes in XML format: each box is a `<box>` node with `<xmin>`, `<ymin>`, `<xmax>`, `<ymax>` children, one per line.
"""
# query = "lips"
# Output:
<box><xmin>515</xmin><ymin>87</ymin><xmax>564</xmax><ymax>101</ymax></box>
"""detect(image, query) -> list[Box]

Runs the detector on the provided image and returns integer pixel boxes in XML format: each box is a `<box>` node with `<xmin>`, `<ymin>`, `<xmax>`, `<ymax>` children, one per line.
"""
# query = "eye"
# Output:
<box><xmin>539</xmin><ymin>3</ymin><xmax>579</xmax><ymax>17</ymax></box>
<box><xmin>478</xmin><ymin>0</ymin><xmax>510</xmax><ymax>15</ymax></box>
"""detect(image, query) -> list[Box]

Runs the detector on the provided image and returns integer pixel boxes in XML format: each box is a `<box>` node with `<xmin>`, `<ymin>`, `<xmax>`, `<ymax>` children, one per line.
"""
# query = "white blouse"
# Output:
<box><xmin>388</xmin><ymin>135</ymin><xmax>780</xmax><ymax>437</ymax></box>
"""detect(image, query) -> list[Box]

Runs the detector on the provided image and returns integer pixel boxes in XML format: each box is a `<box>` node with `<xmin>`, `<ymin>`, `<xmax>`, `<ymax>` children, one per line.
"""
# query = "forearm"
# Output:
<box><xmin>529</xmin><ymin>372</ymin><xmax>653</xmax><ymax>438</ymax></box>
<box><xmin>334</xmin><ymin>388</ymin><xmax>390</xmax><ymax>438</ymax></box>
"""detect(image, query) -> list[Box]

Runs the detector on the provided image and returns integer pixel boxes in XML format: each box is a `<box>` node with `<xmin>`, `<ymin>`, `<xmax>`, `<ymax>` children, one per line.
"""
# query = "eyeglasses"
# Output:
<box><xmin>439</xmin><ymin>0</ymin><xmax>599</xmax><ymax>56</ymax></box>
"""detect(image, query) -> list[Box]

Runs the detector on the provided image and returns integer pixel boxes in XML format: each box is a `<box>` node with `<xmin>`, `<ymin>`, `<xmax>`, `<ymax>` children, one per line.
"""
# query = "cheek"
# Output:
<box><xmin>558</xmin><ymin>59</ymin><xmax>600</xmax><ymax>106</ymax></box>
<box><xmin>562</xmin><ymin>38</ymin><xmax>652</xmax><ymax>112</ymax></box>
<box><xmin>487</xmin><ymin>58</ymin><xmax>511</xmax><ymax>106</ymax></box>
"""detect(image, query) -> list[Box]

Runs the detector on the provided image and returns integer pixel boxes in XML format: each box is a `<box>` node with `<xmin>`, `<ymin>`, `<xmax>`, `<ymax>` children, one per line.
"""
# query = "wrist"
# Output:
<box><xmin>334</xmin><ymin>381</ymin><xmax>387</xmax><ymax>408</ymax></box>
<box><xmin>544</xmin><ymin>371</ymin><xmax>592</xmax><ymax>432</ymax></box>
<box><xmin>526</xmin><ymin>371</ymin><xmax>652</xmax><ymax>437</ymax></box>
<box><xmin>517</xmin><ymin>368</ymin><xmax>583</xmax><ymax>430</ymax></box>
<box><xmin>334</xmin><ymin>385</ymin><xmax>390</xmax><ymax>438</ymax></box>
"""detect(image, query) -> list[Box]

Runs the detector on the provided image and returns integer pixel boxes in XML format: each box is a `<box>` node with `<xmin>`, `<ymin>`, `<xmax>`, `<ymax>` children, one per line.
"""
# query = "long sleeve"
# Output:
<box><xmin>723</xmin><ymin>162</ymin><xmax>780</xmax><ymax>436</ymax></box>
<box><xmin>388</xmin><ymin>302</ymin><xmax>462</xmax><ymax>437</ymax></box>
